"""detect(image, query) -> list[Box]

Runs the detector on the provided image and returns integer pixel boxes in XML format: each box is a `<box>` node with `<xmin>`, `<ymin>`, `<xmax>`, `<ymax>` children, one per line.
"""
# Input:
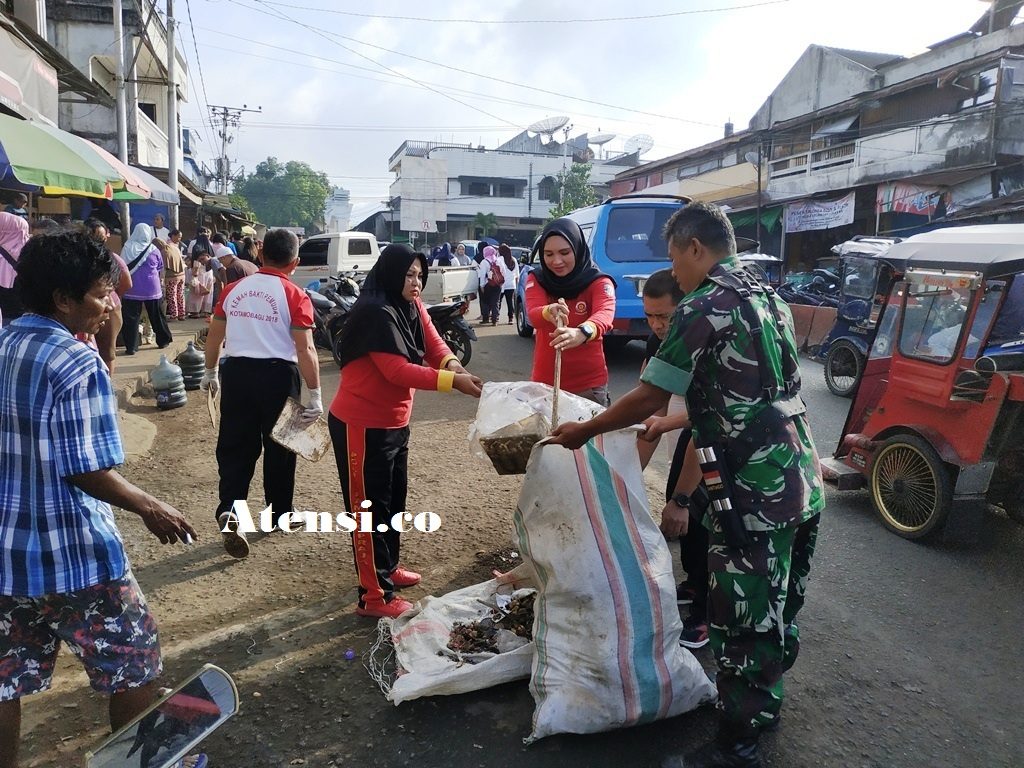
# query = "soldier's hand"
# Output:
<box><xmin>548</xmin><ymin>421</ymin><xmax>593</xmax><ymax>450</ymax></box>
<box><xmin>140</xmin><ymin>500</ymin><xmax>198</xmax><ymax>545</ymax></box>
<box><xmin>660</xmin><ymin>500</ymin><xmax>689</xmax><ymax>539</ymax></box>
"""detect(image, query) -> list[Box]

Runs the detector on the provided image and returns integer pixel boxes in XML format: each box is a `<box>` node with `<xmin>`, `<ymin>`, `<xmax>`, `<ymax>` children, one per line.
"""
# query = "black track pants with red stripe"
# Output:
<box><xmin>328</xmin><ymin>413</ymin><xmax>409</xmax><ymax>605</ymax></box>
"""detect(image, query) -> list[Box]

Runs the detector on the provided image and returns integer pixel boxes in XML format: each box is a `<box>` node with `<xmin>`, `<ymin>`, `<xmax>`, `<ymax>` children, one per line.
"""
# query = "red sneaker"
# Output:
<box><xmin>356</xmin><ymin>597</ymin><xmax>413</xmax><ymax>619</ymax></box>
<box><xmin>390</xmin><ymin>567</ymin><xmax>422</xmax><ymax>587</ymax></box>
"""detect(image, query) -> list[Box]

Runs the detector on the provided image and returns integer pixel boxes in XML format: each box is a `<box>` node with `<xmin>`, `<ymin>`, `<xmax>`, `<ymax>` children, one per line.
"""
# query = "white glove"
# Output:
<box><xmin>301</xmin><ymin>387</ymin><xmax>323</xmax><ymax>423</ymax></box>
<box><xmin>200</xmin><ymin>367</ymin><xmax>219</xmax><ymax>396</ymax></box>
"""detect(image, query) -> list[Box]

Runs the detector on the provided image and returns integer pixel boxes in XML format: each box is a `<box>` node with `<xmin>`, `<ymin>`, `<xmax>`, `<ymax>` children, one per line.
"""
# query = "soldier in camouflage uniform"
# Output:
<box><xmin>551</xmin><ymin>202</ymin><xmax>824</xmax><ymax>768</ymax></box>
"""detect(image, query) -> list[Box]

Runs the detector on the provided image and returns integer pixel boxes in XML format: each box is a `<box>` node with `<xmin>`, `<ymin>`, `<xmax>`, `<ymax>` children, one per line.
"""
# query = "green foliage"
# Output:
<box><xmin>548</xmin><ymin>163</ymin><xmax>598</xmax><ymax>219</ymax></box>
<box><xmin>232</xmin><ymin>157</ymin><xmax>331</xmax><ymax>235</ymax></box>
<box><xmin>472</xmin><ymin>211</ymin><xmax>499</xmax><ymax>237</ymax></box>
<box><xmin>228</xmin><ymin>193</ymin><xmax>255</xmax><ymax>221</ymax></box>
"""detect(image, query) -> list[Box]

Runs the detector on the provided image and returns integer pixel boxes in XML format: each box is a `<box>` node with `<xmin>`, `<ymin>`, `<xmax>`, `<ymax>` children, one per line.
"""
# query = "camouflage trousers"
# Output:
<box><xmin>707</xmin><ymin>514</ymin><xmax>820</xmax><ymax>733</ymax></box>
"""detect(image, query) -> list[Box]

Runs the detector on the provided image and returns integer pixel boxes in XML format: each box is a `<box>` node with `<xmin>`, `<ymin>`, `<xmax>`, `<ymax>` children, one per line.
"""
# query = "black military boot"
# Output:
<box><xmin>660</xmin><ymin>733</ymin><xmax>762</xmax><ymax>768</ymax></box>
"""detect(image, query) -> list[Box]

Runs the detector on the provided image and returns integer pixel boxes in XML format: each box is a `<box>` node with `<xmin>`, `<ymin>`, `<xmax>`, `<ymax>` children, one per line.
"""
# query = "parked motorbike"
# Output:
<box><xmin>324</xmin><ymin>273</ymin><xmax>361</xmax><ymax>367</ymax></box>
<box><xmin>426</xmin><ymin>300</ymin><xmax>476</xmax><ymax>366</ymax></box>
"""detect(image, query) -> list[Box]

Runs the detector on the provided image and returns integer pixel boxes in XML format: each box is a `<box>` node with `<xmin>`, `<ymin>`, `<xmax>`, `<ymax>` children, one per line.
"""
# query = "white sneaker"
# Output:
<box><xmin>217</xmin><ymin>512</ymin><xmax>250</xmax><ymax>559</ymax></box>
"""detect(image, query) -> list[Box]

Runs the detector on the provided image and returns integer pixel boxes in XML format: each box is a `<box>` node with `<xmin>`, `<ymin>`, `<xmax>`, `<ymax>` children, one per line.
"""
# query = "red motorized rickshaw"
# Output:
<box><xmin>822</xmin><ymin>224</ymin><xmax>1024</xmax><ymax>540</ymax></box>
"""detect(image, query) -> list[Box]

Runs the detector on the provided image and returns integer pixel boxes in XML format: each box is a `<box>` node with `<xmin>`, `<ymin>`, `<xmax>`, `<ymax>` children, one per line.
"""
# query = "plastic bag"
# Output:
<box><xmin>468</xmin><ymin>381</ymin><xmax>605</xmax><ymax>463</ymax></box>
<box><xmin>371</xmin><ymin>565</ymin><xmax>538</xmax><ymax>705</ymax></box>
<box><xmin>515</xmin><ymin>431</ymin><xmax>717</xmax><ymax>742</ymax></box>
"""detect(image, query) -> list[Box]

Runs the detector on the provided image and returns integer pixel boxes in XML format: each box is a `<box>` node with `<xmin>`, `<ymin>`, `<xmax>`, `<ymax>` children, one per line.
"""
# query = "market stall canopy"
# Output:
<box><xmin>129</xmin><ymin>166</ymin><xmax>179</xmax><ymax>205</ymax></box>
<box><xmin>34</xmin><ymin>124</ymin><xmax>149</xmax><ymax>200</ymax></box>
<box><xmin>0</xmin><ymin>112</ymin><xmax>112</xmax><ymax>198</ymax></box>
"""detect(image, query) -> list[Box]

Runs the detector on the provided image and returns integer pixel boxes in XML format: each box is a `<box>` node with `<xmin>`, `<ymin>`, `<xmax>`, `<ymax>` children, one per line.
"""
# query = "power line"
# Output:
<box><xmin>188</xmin><ymin>32</ymin><xmax>699</xmax><ymax>139</ymax></box>
<box><xmin>182</xmin><ymin>0</ymin><xmax>217</xmax><ymax>152</ymax></box>
<box><xmin>229</xmin><ymin>0</ymin><xmax>522</xmax><ymax>129</ymax></box>
<box><xmin>249</xmin><ymin>0</ymin><xmax>790</xmax><ymax>24</ymax></box>
<box><xmin>228</xmin><ymin>0</ymin><xmax>723</xmax><ymax>129</ymax></box>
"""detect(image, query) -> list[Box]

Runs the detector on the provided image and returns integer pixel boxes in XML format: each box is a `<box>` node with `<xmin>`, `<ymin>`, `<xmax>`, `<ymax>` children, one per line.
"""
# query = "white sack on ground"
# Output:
<box><xmin>378</xmin><ymin>565</ymin><xmax>538</xmax><ymax>704</ymax></box>
<box><xmin>515</xmin><ymin>432</ymin><xmax>717</xmax><ymax>742</ymax></box>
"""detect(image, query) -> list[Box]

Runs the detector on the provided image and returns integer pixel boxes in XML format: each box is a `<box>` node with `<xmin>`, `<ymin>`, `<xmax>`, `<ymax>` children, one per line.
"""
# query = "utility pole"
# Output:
<box><xmin>166</xmin><ymin>0</ymin><xmax>179</xmax><ymax>227</ymax></box>
<box><xmin>113</xmin><ymin>0</ymin><xmax>131</xmax><ymax>232</ymax></box>
<box><xmin>559</xmin><ymin>123</ymin><xmax>573</xmax><ymax>209</ymax></box>
<box><xmin>209</xmin><ymin>104</ymin><xmax>261</xmax><ymax>194</ymax></box>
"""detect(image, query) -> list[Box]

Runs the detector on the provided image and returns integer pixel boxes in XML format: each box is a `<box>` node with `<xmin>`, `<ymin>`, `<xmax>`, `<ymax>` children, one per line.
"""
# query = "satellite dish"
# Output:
<box><xmin>528</xmin><ymin>115</ymin><xmax>570</xmax><ymax>145</ymax></box>
<box><xmin>588</xmin><ymin>132</ymin><xmax>616</xmax><ymax>160</ymax></box>
<box><xmin>624</xmin><ymin>133</ymin><xmax>654</xmax><ymax>157</ymax></box>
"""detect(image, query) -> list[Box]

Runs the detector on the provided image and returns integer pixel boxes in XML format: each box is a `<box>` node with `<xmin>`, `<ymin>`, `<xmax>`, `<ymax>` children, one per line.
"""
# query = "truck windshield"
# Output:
<box><xmin>604</xmin><ymin>206</ymin><xmax>676</xmax><ymax>262</ymax></box>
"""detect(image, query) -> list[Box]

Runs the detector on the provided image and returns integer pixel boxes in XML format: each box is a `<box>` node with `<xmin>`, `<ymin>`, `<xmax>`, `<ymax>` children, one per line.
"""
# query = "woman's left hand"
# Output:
<box><xmin>446</xmin><ymin>359</ymin><xmax>468</xmax><ymax>375</ymax></box>
<box><xmin>549</xmin><ymin>326</ymin><xmax>585</xmax><ymax>351</ymax></box>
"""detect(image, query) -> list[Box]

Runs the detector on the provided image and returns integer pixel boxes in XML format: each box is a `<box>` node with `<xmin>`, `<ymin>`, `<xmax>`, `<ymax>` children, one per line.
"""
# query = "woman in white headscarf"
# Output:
<box><xmin>120</xmin><ymin>223</ymin><xmax>172</xmax><ymax>354</ymax></box>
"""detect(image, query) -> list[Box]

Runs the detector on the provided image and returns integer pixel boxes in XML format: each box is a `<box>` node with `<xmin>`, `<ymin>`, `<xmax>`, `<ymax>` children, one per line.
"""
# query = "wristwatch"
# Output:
<box><xmin>670</xmin><ymin>493</ymin><xmax>691</xmax><ymax>509</ymax></box>
<box><xmin>579</xmin><ymin>323</ymin><xmax>595</xmax><ymax>342</ymax></box>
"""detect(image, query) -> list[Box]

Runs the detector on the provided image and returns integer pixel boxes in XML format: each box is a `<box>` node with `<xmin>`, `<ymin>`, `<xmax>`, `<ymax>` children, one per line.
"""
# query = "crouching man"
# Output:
<box><xmin>0</xmin><ymin>232</ymin><xmax>197</xmax><ymax>768</ymax></box>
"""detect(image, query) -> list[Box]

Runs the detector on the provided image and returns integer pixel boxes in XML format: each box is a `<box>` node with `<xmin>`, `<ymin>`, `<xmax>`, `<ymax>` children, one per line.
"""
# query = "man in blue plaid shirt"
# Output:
<box><xmin>0</xmin><ymin>232</ymin><xmax>198</xmax><ymax>768</ymax></box>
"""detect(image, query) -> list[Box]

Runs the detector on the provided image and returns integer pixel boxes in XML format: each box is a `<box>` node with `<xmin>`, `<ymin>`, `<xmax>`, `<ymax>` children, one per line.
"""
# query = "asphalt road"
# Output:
<box><xmin>298</xmin><ymin>322</ymin><xmax>1024</xmax><ymax>767</ymax></box>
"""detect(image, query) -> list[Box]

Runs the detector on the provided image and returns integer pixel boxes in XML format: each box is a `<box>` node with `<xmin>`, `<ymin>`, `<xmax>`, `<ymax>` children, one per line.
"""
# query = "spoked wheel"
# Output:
<box><xmin>442</xmin><ymin>325</ymin><xmax>473</xmax><ymax>366</ymax></box>
<box><xmin>870</xmin><ymin>435</ymin><xmax>953</xmax><ymax>540</ymax></box>
<box><xmin>824</xmin><ymin>340</ymin><xmax>864</xmax><ymax>398</ymax></box>
<box><xmin>515</xmin><ymin>299</ymin><xmax>533</xmax><ymax>338</ymax></box>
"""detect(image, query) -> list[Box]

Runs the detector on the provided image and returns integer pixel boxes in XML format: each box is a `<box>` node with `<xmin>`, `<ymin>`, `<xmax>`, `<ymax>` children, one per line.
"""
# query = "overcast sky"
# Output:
<box><xmin>179</xmin><ymin>0</ymin><xmax>993</xmax><ymax>207</ymax></box>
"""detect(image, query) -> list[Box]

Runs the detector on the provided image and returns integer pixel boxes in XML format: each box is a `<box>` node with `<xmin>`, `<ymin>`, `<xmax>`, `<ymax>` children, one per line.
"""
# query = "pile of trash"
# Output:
<box><xmin>446</xmin><ymin>592</ymin><xmax>535</xmax><ymax>656</ymax></box>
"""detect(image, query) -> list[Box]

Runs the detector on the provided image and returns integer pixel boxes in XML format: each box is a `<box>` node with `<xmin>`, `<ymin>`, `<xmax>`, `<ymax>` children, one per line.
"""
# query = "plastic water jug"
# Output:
<box><xmin>176</xmin><ymin>341</ymin><xmax>205</xmax><ymax>390</ymax></box>
<box><xmin>151</xmin><ymin>355</ymin><xmax>187</xmax><ymax>410</ymax></box>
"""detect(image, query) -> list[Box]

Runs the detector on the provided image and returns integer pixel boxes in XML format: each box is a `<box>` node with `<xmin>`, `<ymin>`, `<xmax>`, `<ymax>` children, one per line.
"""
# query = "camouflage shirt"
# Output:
<box><xmin>640</xmin><ymin>256</ymin><xmax>824</xmax><ymax>530</ymax></box>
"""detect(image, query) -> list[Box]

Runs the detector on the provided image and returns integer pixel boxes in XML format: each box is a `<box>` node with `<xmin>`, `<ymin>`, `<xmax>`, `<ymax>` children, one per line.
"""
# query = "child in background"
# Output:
<box><xmin>185</xmin><ymin>257</ymin><xmax>214</xmax><ymax>317</ymax></box>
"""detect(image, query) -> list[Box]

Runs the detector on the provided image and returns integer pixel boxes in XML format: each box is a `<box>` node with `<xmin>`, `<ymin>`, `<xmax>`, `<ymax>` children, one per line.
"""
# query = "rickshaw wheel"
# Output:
<box><xmin>824</xmin><ymin>340</ymin><xmax>864</xmax><ymax>398</ymax></box>
<box><xmin>870</xmin><ymin>435</ymin><xmax>953</xmax><ymax>540</ymax></box>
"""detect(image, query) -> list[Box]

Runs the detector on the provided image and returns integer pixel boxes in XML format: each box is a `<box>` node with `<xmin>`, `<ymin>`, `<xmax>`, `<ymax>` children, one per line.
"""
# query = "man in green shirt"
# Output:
<box><xmin>550</xmin><ymin>202</ymin><xmax>824</xmax><ymax>768</ymax></box>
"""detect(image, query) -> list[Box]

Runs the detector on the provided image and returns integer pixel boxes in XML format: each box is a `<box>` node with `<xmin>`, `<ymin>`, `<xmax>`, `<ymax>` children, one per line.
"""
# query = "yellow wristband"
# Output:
<box><xmin>437</xmin><ymin>369</ymin><xmax>456</xmax><ymax>393</ymax></box>
<box><xmin>438</xmin><ymin>354</ymin><xmax>459</xmax><ymax>371</ymax></box>
<box><xmin>541</xmin><ymin>305</ymin><xmax>554</xmax><ymax>323</ymax></box>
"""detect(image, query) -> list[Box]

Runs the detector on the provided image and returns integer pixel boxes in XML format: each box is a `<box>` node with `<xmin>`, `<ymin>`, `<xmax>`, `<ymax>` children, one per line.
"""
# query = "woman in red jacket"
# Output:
<box><xmin>525</xmin><ymin>218</ymin><xmax>616</xmax><ymax>406</ymax></box>
<box><xmin>329</xmin><ymin>245</ymin><xmax>483</xmax><ymax>619</ymax></box>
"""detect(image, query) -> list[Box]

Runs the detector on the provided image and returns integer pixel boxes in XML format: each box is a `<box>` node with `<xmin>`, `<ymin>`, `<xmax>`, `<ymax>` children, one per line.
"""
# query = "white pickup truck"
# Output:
<box><xmin>292</xmin><ymin>232</ymin><xmax>477</xmax><ymax>303</ymax></box>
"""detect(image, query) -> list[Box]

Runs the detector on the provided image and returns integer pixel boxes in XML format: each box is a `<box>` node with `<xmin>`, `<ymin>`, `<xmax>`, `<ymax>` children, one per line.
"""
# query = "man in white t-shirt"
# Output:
<box><xmin>152</xmin><ymin>213</ymin><xmax>170</xmax><ymax>242</ymax></box>
<box><xmin>200</xmin><ymin>229</ymin><xmax>322</xmax><ymax>559</ymax></box>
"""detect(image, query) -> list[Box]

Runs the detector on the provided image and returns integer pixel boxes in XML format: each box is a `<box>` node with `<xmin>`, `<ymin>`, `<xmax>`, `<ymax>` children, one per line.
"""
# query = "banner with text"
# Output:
<box><xmin>784</xmin><ymin>192</ymin><xmax>856</xmax><ymax>233</ymax></box>
<box><xmin>875</xmin><ymin>182</ymin><xmax>939</xmax><ymax>216</ymax></box>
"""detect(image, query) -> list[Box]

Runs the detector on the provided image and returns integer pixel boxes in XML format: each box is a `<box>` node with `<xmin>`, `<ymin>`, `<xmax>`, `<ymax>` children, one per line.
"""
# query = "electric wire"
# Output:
<box><xmin>228</xmin><ymin>0</ymin><xmax>725</xmax><ymax>129</ymax></box>
<box><xmin>246</xmin><ymin>0</ymin><xmax>791</xmax><ymax>25</ymax></box>
<box><xmin>183</xmin><ymin>0</ymin><xmax>219</xmax><ymax>153</ymax></box>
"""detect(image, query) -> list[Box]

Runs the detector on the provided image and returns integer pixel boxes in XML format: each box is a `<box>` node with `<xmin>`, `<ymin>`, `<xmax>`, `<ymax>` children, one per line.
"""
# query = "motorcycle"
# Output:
<box><xmin>426</xmin><ymin>299</ymin><xmax>476</xmax><ymax>366</ymax></box>
<box><xmin>323</xmin><ymin>273</ymin><xmax>361</xmax><ymax>367</ymax></box>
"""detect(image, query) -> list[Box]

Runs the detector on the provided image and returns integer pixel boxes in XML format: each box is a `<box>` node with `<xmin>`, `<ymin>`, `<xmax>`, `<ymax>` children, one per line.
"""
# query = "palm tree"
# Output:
<box><xmin>473</xmin><ymin>211</ymin><xmax>499</xmax><ymax>238</ymax></box>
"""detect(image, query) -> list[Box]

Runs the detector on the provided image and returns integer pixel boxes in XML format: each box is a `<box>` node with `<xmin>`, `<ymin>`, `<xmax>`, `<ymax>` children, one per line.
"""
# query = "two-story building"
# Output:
<box><xmin>387</xmin><ymin>130</ymin><xmax>640</xmax><ymax>246</ymax></box>
<box><xmin>613</xmin><ymin>6</ymin><xmax>1024</xmax><ymax>270</ymax></box>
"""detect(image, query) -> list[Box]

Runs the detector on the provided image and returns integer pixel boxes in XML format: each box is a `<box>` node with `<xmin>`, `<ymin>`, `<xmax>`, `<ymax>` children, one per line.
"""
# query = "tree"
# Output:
<box><xmin>548</xmin><ymin>163</ymin><xmax>598</xmax><ymax>219</ymax></box>
<box><xmin>232</xmin><ymin>157</ymin><xmax>332</xmax><ymax>234</ymax></box>
<box><xmin>473</xmin><ymin>211</ymin><xmax>499</xmax><ymax>238</ymax></box>
<box><xmin>228</xmin><ymin>193</ymin><xmax>256</xmax><ymax>222</ymax></box>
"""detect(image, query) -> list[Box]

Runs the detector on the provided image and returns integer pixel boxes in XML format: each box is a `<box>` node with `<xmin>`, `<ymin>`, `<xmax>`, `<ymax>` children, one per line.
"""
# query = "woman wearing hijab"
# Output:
<box><xmin>0</xmin><ymin>211</ymin><xmax>30</xmax><ymax>326</ymax></box>
<box><xmin>524</xmin><ymin>217</ymin><xmax>616</xmax><ymax>406</ymax></box>
<box><xmin>431</xmin><ymin>242</ymin><xmax>455</xmax><ymax>268</ymax></box>
<box><xmin>120</xmin><ymin>223</ymin><xmax>172</xmax><ymax>355</ymax></box>
<box><xmin>329</xmin><ymin>244</ymin><xmax>483</xmax><ymax>619</ymax></box>
<box><xmin>477</xmin><ymin>245</ymin><xmax>506</xmax><ymax>326</ymax></box>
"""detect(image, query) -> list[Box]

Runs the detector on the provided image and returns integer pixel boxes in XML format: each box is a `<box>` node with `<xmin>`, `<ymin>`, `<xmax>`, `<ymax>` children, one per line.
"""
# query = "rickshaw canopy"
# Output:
<box><xmin>885</xmin><ymin>225</ymin><xmax>1024</xmax><ymax>279</ymax></box>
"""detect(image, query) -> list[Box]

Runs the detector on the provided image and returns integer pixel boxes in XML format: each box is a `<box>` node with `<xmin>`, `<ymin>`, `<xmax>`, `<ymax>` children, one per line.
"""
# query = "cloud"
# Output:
<box><xmin>179</xmin><ymin>0</ymin><xmax>988</xmax><ymax>203</ymax></box>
